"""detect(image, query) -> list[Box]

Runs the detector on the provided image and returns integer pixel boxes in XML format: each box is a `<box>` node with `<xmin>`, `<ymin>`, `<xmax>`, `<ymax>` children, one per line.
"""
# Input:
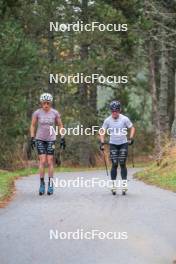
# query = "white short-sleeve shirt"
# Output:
<box><xmin>102</xmin><ymin>114</ymin><xmax>133</xmax><ymax>145</ymax></box>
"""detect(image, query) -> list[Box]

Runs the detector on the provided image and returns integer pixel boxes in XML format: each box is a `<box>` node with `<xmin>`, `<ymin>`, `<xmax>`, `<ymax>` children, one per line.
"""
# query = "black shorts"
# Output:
<box><xmin>110</xmin><ymin>143</ymin><xmax>128</xmax><ymax>164</ymax></box>
<box><xmin>36</xmin><ymin>140</ymin><xmax>56</xmax><ymax>155</ymax></box>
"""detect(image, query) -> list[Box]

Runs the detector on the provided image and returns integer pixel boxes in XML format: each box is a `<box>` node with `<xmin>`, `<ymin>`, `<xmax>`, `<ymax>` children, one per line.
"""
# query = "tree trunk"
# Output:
<box><xmin>171</xmin><ymin>70</ymin><xmax>176</xmax><ymax>139</ymax></box>
<box><xmin>159</xmin><ymin>27</ymin><xmax>169</xmax><ymax>134</ymax></box>
<box><xmin>149</xmin><ymin>40</ymin><xmax>161</xmax><ymax>162</ymax></box>
<box><xmin>48</xmin><ymin>29</ymin><xmax>56</xmax><ymax>107</ymax></box>
<box><xmin>78</xmin><ymin>0</ymin><xmax>92</xmax><ymax>166</ymax></box>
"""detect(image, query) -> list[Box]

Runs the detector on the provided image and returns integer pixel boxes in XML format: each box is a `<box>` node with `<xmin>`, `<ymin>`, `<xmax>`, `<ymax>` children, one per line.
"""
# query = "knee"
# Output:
<box><xmin>119</xmin><ymin>149</ymin><xmax>127</xmax><ymax>167</ymax></box>
<box><xmin>112</xmin><ymin>160</ymin><xmax>118</xmax><ymax>167</ymax></box>
<box><xmin>39</xmin><ymin>159</ymin><xmax>46</xmax><ymax>167</ymax></box>
<box><xmin>47</xmin><ymin>158</ymin><xmax>54</xmax><ymax>167</ymax></box>
<box><xmin>48</xmin><ymin>162</ymin><xmax>53</xmax><ymax>168</ymax></box>
<box><xmin>119</xmin><ymin>159</ymin><xmax>126</xmax><ymax>167</ymax></box>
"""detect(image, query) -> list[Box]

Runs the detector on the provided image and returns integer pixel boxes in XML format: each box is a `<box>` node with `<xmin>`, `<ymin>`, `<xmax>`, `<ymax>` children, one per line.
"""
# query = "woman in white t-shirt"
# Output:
<box><xmin>99</xmin><ymin>100</ymin><xmax>135</xmax><ymax>195</ymax></box>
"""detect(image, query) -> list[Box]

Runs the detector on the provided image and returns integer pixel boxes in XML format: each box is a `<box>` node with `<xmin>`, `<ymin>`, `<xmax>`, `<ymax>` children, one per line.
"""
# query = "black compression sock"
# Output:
<box><xmin>48</xmin><ymin>177</ymin><xmax>53</xmax><ymax>187</ymax></box>
<box><xmin>120</xmin><ymin>165</ymin><xmax>127</xmax><ymax>180</ymax></box>
<box><xmin>40</xmin><ymin>178</ymin><xmax>45</xmax><ymax>184</ymax></box>
<box><xmin>111</xmin><ymin>164</ymin><xmax>118</xmax><ymax>180</ymax></box>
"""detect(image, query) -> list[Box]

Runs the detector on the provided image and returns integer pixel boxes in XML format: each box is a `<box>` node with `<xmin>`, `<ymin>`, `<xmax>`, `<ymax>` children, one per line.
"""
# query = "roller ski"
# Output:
<box><xmin>39</xmin><ymin>181</ymin><xmax>45</xmax><ymax>195</ymax></box>
<box><xmin>122</xmin><ymin>180</ymin><xmax>128</xmax><ymax>195</ymax></box>
<box><xmin>111</xmin><ymin>181</ymin><xmax>117</xmax><ymax>195</ymax></box>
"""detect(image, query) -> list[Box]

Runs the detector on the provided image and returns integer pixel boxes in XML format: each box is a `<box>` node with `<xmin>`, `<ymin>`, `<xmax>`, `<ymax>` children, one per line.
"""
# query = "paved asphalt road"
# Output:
<box><xmin>0</xmin><ymin>168</ymin><xmax>176</xmax><ymax>264</ymax></box>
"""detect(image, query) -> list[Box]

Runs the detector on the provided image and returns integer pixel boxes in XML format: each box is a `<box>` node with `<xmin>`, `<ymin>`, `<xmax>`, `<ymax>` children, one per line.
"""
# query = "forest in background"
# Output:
<box><xmin>1</xmin><ymin>0</ymin><xmax>176</xmax><ymax>169</ymax></box>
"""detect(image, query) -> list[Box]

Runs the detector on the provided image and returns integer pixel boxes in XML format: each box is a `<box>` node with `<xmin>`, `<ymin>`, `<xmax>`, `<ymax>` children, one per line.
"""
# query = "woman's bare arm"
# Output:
<box><xmin>30</xmin><ymin>117</ymin><xmax>37</xmax><ymax>138</ymax></box>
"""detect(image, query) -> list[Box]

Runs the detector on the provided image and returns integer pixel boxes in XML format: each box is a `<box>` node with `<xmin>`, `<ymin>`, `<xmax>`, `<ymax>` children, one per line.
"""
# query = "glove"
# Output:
<box><xmin>60</xmin><ymin>137</ymin><xmax>66</xmax><ymax>150</ymax></box>
<box><xmin>31</xmin><ymin>137</ymin><xmax>36</xmax><ymax>149</ymax></box>
<box><xmin>100</xmin><ymin>142</ymin><xmax>105</xmax><ymax>151</ymax></box>
<box><xmin>128</xmin><ymin>138</ymin><xmax>134</xmax><ymax>145</ymax></box>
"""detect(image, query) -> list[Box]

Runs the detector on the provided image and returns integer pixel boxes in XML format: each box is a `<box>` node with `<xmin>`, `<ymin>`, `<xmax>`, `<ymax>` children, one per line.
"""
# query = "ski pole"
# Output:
<box><xmin>102</xmin><ymin>149</ymin><xmax>109</xmax><ymax>177</ymax></box>
<box><xmin>131</xmin><ymin>143</ymin><xmax>134</xmax><ymax>168</ymax></box>
<box><xmin>58</xmin><ymin>138</ymin><xmax>66</xmax><ymax>165</ymax></box>
<box><xmin>32</xmin><ymin>145</ymin><xmax>38</xmax><ymax>161</ymax></box>
<box><xmin>128</xmin><ymin>140</ymin><xmax>135</xmax><ymax>168</ymax></box>
<box><xmin>57</xmin><ymin>148</ymin><xmax>63</xmax><ymax>166</ymax></box>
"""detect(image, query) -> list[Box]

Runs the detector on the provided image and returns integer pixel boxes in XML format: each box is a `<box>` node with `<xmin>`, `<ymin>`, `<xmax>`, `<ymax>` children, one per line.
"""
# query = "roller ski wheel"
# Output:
<box><xmin>39</xmin><ymin>182</ymin><xmax>45</xmax><ymax>196</ymax></box>
<box><xmin>122</xmin><ymin>188</ymin><xmax>127</xmax><ymax>196</ymax></box>
<box><xmin>111</xmin><ymin>187</ymin><xmax>116</xmax><ymax>196</ymax></box>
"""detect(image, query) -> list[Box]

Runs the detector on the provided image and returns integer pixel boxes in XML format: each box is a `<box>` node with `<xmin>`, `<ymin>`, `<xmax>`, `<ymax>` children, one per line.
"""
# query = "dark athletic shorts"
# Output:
<box><xmin>109</xmin><ymin>143</ymin><xmax>128</xmax><ymax>164</ymax></box>
<box><xmin>36</xmin><ymin>140</ymin><xmax>56</xmax><ymax>155</ymax></box>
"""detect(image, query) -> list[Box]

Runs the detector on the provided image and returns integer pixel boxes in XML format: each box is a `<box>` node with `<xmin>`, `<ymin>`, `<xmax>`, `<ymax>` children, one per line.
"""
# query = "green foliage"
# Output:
<box><xmin>0</xmin><ymin>19</ymin><xmax>40</xmax><ymax>167</ymax></box>
<box><xmin>0</xmin><ymin>0</ymin><xmax>160</xmax><ymax>168</ymax></box>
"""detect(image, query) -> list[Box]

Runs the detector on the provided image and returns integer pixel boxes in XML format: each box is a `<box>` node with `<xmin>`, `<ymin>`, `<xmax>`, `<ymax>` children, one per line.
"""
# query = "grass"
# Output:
<box><xmin>0</xmin><ymin>167</ymin><xmax>38</xmax><ymax>205</ymax></box>
<box><xmin>135</xmin><ymin>155</ymin><xmax>176</xmax><ymax>192</ymax></box>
